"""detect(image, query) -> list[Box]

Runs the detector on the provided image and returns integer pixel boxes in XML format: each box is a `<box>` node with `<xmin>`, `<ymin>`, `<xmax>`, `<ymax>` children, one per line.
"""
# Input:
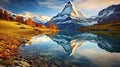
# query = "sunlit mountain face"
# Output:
<box><xmin>19</xmin><ymin>31</ymin><xmax>120</xmax><ymax>67</ymax></box>
<box><xmin>49</xmin><ymin>1</ymin><xmax>88</xmax><ymax>30</ymax></box>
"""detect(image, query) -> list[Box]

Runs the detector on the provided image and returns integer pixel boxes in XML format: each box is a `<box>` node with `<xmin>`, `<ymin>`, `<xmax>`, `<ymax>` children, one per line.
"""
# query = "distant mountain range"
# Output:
<box><xmin>17</xmin><ymin>12</ymin><xmax>50</xmax><ymax>24</ymax></box>
<box><xmin>77</xmin><ymin>4</ymin><xmax>120</xmax><ymax>31</ymax></box>
<box><xmin>0</xmin><ymin>8</ymin><xmax>50</xmax><ymax>24</ymax></box>
<box><xmin>97</xmin><ymin>4</ymin><xmax>120</xmax><ymax>23</ymax></box>
<box><xmin>48</xmin><ymin>1</ymin><xmax>120</xmax><ymax>30</ymax></box>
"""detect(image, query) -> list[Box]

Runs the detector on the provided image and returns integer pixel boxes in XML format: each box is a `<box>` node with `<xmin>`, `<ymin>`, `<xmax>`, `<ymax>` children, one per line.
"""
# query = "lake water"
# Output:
<box><xmin>19</xmin><ymin>31</ymin><xmax>120</xmax><ymax>67</ymax></box>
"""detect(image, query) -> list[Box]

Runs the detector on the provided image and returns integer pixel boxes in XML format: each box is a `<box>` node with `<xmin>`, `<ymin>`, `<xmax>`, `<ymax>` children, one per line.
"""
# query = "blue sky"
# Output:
<box><xmin>0</xmin><ymin>0</ymin><xmax>120</xmax><ymax>18</ymax></box>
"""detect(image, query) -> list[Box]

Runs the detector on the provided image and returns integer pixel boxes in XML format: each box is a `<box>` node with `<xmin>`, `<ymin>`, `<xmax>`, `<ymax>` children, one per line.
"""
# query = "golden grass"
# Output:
<box><xmin>0</xmin><ymin>20</ymin><xmax>59</xmax><ymax>39</ymax></box>
<box><xmin>77</xmin><ymin>22</ymin><xmax>120</xmax><ymax>37</ymax></box>
<box><xmin>86</xmin><ymin>22</ymin><xmax>120</xmax><ymax>31</ymax></box>
<box><xmin>0</xmin><ymin>20</ymin><xmax>34</xmax><ymax>36</ymax></box>
<box><xmin>78</xmin><ymin>22</ymin><xmax>120</xmax><ymax>31</ymax></box>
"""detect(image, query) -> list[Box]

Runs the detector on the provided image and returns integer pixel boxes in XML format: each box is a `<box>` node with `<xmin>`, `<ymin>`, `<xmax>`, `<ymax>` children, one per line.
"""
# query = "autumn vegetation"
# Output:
<box><xmin>0</xmin><ymin>8</ymin><xmax>58</xmax><ymax>31</ymax></box>
<box><xmin>0</xmin><ymin>33</ymin><xmax>20</xmax><ymax>59</ymax></box>
<box><xmin>0</xmin><ymin>20</ymin><xmax>36</xmax><ymax>59</ymax></box>
<box><xmin>0</xmin><ymin>8</ymin><xmax>59</xmax><ymax>59</ymax></box>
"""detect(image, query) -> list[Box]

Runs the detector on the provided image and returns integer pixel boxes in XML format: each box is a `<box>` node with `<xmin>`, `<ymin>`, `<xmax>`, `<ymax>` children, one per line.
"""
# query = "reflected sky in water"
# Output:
<box><xmin>19</xmin><ymin>31</ymin><xmax>120</xmax><ymax>67</ymax></box>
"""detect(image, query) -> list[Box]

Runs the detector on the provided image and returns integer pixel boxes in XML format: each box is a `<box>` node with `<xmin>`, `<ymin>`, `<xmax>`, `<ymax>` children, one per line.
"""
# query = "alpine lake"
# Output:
<box><xmin>18</xmin><ymin>30</ymin><xmax>120</xmax><ymax>67</ymax></box>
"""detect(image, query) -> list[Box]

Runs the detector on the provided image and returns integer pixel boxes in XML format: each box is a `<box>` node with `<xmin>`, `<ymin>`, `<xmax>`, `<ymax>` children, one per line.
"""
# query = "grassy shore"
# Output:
<box><xmin>0</xmin><ymin>20</ymin><xmax>37</xmax><ymax>39</ymax></box>
<box><xmin>77</xmin><ymin>22</ymin><xmax>120</xmax><ymax>31</ymax></box>
<box><xmin>88</xmin><ymin>31</ymin><xmax>120</xmax><ymax>37</ymax></box>
<box><xmin>77</xmin><ymin>22</ymin><xmax>120</xmax><ymax>37</ymax></box>
<box><xmin>0</xmin><ymin>20</ymin><xmax>59</xmax><ymax>39</ymax></box>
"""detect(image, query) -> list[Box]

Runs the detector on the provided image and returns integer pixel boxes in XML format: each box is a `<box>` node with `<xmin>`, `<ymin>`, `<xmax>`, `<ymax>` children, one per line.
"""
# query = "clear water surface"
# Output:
<box><xmin>19</xmin><ymin>31</ymin><xmax>120</xmax><ymax>67</ymax></box>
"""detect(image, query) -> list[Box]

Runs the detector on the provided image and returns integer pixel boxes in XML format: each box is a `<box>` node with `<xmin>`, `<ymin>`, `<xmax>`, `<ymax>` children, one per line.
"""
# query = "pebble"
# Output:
<box><xmin>20</xmin><ymin>61</ymin><xmax>30</xmax><ymax>67</ymax></box>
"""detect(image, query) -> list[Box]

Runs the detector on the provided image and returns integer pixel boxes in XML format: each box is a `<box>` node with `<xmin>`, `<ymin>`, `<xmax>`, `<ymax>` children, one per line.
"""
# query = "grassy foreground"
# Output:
<box><xmin>0</xmin><ymin>20</ymin><xmax>37</xmax><ymax>38</ymax></box>
<box><xmin>0</xmin><ymin>20</ymin><xmax>58</xmax><ymax>66</ymax></box>
<box><xmin>0</xmin><ymin>20</ymin><xmax>42</xmax><ymax>59</ymax></box>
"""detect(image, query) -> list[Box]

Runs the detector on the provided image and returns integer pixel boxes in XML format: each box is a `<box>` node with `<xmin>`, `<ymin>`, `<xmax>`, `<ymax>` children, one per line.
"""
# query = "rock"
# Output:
<box><xmin>15</xmin><ymin>66</ymin><xmax>21</xmax><ymax>67</ymax></box>
<box><xmin>0</xmin><ymin>65</ymin><xmax>6</xmax><ymax>67</ymax></box>
<box><xmin>0</xmin><ymin>59</ymin><xmax>3</xmax><ymax>61</ymax></box>
<box><xmin>14</xmin><ymin>60</ymin><xmax>19</xmax><ymax>65</ymax></box>
<box><xmin>40</xmin><ymin>61</ymin><xmax>48</xmax><ymax>67</ymax></box>
<box><xmin>20</xmin><ymin>61</ymin><xmax>30</xmax><ymax>67</ymax></box>
<box><xmin>71</xmin><ymin>65</ymin><xmax>77</xmax><ymax>67</ymax></box>
<box><xmin>54</xmin><ymin>60</ymin><xmax>61</xmax><ymax>65</ymax></box>
<box><xmin>40</xmin><ymin>63</ymin><xmax>48</xmax><ymax>67</ymax></box>
<box><xmin>51</xmin><ymin>64</ymin><xmax>57</xmax><ymax>67</ymax></box>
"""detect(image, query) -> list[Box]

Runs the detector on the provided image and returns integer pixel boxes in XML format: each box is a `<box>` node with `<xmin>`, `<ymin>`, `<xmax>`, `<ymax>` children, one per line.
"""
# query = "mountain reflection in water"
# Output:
<box><xmin>19</xmin><ymin>31</ymin><xmax>120</xmax><ymax>67</ymax></box>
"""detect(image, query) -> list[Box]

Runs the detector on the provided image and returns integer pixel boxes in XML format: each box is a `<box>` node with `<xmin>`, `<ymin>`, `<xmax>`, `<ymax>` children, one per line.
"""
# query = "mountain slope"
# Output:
<box><xmin>98</xmin><ymin>4</ymin><xmax>120</xmax><ymax>23</ymax></box>
<box><xmin>48</xmin><ymin>1</ymin><xmax>87</xmax><ymax>30</ymax></box>
<box><xmin>77</xmin><ymin>4</ymin><xmax>120</xmax><ymax>31</ymax></box>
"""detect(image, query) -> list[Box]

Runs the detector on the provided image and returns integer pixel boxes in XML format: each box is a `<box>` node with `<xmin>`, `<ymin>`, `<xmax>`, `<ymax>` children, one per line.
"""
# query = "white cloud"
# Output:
<box><xmin>47</xmin><ymin>4</ymin><xmax>65</xmax><ymax>11</ymax></box>
<box><xmin>74</xmin><ymin>0</ymin><xmax>120</xmax><ymax>10</ymax></box>
<box><xmin>18</xmin><ymin>11</ymin><xmax>51</xmax><ymax>22</ymax></box>
<box><xmin>29</xmin><ymin>35</ymin><xmax>51</xmax><ymax>43</ymax></box>
<box><xmin>41</xmin><ymin>16</ymin><xmax>51</xmax><ymax>20</ymax></box>
<box><xmin>72</xmin><ymin>0</ymin><xmax>120</xmax><ymax>17</ymax></box>
<box><xmin>38</xmin><ymin>0</ymin><xmax>65</xmax><ymax>11</ymax></box>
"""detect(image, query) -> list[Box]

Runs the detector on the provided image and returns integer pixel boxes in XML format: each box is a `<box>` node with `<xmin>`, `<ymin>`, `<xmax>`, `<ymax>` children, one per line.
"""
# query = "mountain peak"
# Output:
<box><xmin>60</xmin><ymin>1</ymin><xmax>86</xmax><ymax>19</ymax></box>
<box><xmin>67</xmin><ymin>1</ymin><xmax>73</xmax><ymax>5</ymax></box>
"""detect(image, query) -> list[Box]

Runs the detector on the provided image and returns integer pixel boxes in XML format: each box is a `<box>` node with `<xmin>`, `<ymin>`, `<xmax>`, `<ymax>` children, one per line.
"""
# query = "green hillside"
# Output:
<box><xmin>77</xmin><ymin>22</ymin><xmax>120</xmax><ymax>31</ymax></box>
<box><xmin>77</xmin><ymin>22</ymin><xmax>120</xmax><ymax>37</ymax></box>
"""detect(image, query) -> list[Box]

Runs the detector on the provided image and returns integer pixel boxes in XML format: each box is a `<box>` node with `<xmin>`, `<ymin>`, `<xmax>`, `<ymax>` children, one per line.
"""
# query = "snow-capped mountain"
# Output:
<box><xmin>32</xmin><ymin>17</ymin><xmax>46</xmax><ymax>24</ymax></box>
<box><xmin>98</xmin><ymin>4</ymin><xmax>120</xmax><ymax>23</ymax></box>
<box><xmin>49</xmin><ymin>1</ymin><xmax>88</xmax><ymax>30</ymax></box>
<box><xmin>58</xmin><ymin>1</ymin><xmax>86</xmax><ymax>19</ymax></box>
<box><xmin>32</xmin><ymin>16</ymin><xmax>50</xmax><ymax>24</ymax></box>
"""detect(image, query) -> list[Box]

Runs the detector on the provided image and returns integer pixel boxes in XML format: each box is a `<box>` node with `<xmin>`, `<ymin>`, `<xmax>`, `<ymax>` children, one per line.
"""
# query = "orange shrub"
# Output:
<box><xmin>0</xmin><ymin>33</ymin><xmax>21</xmax><ymax>59</ymax></box>
<box><xmin>25</xmin><ymin>18</ymin><xmax>36</xmax><ymax>27</ymax></box>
